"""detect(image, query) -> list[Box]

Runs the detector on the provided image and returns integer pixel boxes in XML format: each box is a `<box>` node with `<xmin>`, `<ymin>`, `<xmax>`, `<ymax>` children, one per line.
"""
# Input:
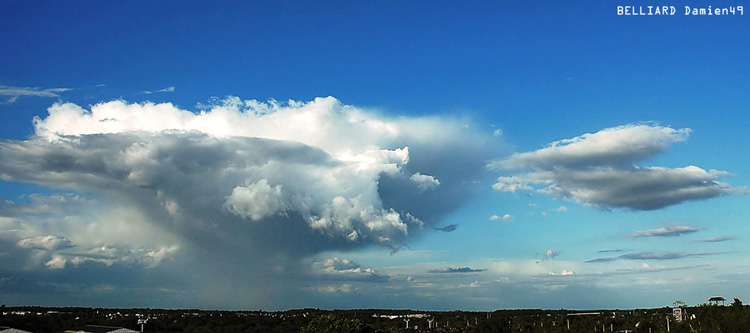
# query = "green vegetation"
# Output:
<box><xmin>1</xmin><ymin>302</ymin><xmax>749</xmax><ymax>332</ymax></box>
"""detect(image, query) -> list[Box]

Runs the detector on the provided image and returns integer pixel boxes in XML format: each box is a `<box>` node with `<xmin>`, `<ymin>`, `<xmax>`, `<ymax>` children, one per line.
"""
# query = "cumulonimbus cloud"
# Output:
<box><xmin>0</xmin><ymin>96</ymin><xmax>501</xmax><ymax>277</ymax></box>
<box><xmin>489</xmin><ymin>124</ymin><xmax>747</xmax><ymax>210</ymax></box>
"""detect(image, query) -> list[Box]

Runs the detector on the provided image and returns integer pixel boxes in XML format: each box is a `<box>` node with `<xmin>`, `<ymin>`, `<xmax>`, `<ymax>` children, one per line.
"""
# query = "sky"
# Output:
<box><xmin>1</xmin><ymin>0</ymin><xmax>749</xmax><ymax>311</ymax></box>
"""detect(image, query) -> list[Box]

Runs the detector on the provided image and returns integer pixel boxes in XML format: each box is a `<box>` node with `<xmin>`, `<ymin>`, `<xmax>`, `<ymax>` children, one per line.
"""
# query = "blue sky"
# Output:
<box><xmin>1</xmin><ymin>1</ymin><xmax>749</xmax><ymax>310</ymax></box>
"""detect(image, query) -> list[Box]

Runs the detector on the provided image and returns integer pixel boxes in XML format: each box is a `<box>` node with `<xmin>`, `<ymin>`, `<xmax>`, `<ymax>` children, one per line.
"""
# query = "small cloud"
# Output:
<box><xmin>458</xmin><ymin>281</ymin><xmax>481</xmax><ymax>288</ymax></box>
<box><xmin>547</xmin><ymin>270</ymin><xmax>575</xmax><ymax>276</ymax></box>
<box><xmin>542</xmin><ymin>249</ymin><xmax>560</xmax><ymax>261</ymax></box>
<box><xmin>434</xmin><ymin>224</ymin><xmax>458</xmax><ymax>233</ymax></box>
<box><xmin>428</xmin><ymin>267</ymin><xmax>486</xmax><ymax>274</ymax></box>
<box><xmin>620</xmin><ymin>251</ymin><xmax>718</xmax><ymax>260</ymax></box>
<box><xmin>312</xmin><ymin>284</ymin><xmax>357</xmax><ymax>294</ymax></box>
<box><xmin>698</xmin><ymin>236</ymin><xmax>738</xmax><ymax>243</ymax></box>
<box><xmin>556</xmin><ymin>206</ymin><xmax>568</xmax><ymax>213</ymax></box>
<box><xmin>630</xmin><ymin>225</ymin><xmax>702</xmax><ymax>238</ymax></box>
<box><xmin>581</xmin><ymin>263</ymin><xmax>705</xmax><ymax>276</ymax></box>
<box><xmin>586</xmin><ymin>257</ymin><xmax>619</xmax><ymax>263</ymax></box>
<box><xmin>45</xmin><ymin>255</ymin><xmax>67</xmax><ymax>269</ymax></box>
<box><xmin>493</xmin><ymin>129</ymin><xmax>503</xmax><ymax>136</ymax></box>
<box><xmin>492</xmin><ymin>176</ymin><xmax>533</xmax><ymax>192</ymax></box>
<box><xmin>410</xmin><ymin>172</ymin><xmax>441</xmax><ymax>191</ymax></box>
<box><xmin>489</xmin><ymin>214</ymin><xmax>513</xmax><ymax>221</ymax></box>
<box><xmin>597</xmin><ymin>249</ymin><xmax>632</xmax><ymax>254</ymax></box>
<box><xmin>588</xmin><ymin>251</ymin><xmax>723</xmax><ymax>263</ymax></box>
<box><xmin>312</xmin><ymin>257</ymin><xmax>385</xmax><ymax>282</ymax></box>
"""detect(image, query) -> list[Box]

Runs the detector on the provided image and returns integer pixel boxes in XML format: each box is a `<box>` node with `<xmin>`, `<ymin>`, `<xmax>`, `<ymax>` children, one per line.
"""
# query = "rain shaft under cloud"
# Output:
<box><xmin>0</xmin><ymin>96</ymin><xmax>500</xmax><ymax>307</ymax></box>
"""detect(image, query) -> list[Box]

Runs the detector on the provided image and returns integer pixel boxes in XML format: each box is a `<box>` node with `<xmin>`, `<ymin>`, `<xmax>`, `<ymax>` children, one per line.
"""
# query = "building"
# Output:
<box><xmin>672</xmin><ymin>307</ymin><xmax>686</xmax><ymax>322</ymax></box>
<box><xmin>63</xmin><ymin>325</ymin><xmax>139</xmax><ymax>333</ymax></box>
<box><xmin>708</xmin><ymin>296</ymin><xmax>726</xmax><ymax>305</ymax></box>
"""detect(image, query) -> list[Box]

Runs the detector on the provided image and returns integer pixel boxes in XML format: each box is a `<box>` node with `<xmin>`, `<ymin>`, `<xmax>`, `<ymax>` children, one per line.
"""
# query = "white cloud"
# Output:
<box><xmin>630</xmin><ymin>225</ymin><xmax>701</xmax><ymax>238</ymax></box>
<box><xmin>493</xmin><ymin>129</ymin><xmax>503</xmax><ymax>136</ymax></box>
<box><xmin>556</xmin><ymin>206</ymin><xmax>568</xmax><ymax>213</ymax></box>
<box><xmin>32</xmin><ymin>97</ymin><xmax>477</xmax><ymax>160</ymax></box>
<box><xmin>491</xmin><ymin>124</ymin><xmax>691</xmax><ymax>170</ymax></box>
<box><xmin>225</xmin><ymin>179</ymin><xmax>285</xmax><ymax>221</ymax></box>
<box><xmin>490</xmin><ymin>124</ymin><xmax>746</xmax><ymax>210</ymax></box>
<box><xmin>17</xmin><ymin>235</ymin><xmax>73</xmax><ymax>251</ymax></box>
<box><xmin>489</xmin><ymin>214</ymin><xmax>513</xmax><ymax>221</ymax></box>
<box><xmin>561</xmin><ymin>270</ymin><xmax>575</xmax><ymax>276</ymax></box>
<box><xmin>409</xmin><ymin>172</ymin><xmax>440</xmax><ymax>191</ymax></box>
<box><xmin>45</xmin><ymin>255</ymin><xmax>67</xmax><ymax>269</ymax></box>
<box><xmin>312</xmin><ymin>257</ymin><xmax>384</xmax><ymax>281</ymax></box>
<box><xmin>547</xmin><ymin>270</ymin><xmax>575</xmax><ymax>276</ymax></box>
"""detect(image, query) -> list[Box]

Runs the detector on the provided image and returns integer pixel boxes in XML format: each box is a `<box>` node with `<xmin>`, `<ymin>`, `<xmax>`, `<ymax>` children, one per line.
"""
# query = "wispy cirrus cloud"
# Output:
<box><xmin>629</xmin><ymin>225</ymin><xmax>702</xmax><ymax>238</ymax></box>
<box><xmin>490</xmin><ymin>124</ymin><xmax>747</xmax><ymax>210</ymax></box>
<box><xmin>141</xmin><ymin>86</ymin><xmax>175</xmax><ymax>95</ymax></box>
<box><xmin>0</xmin><ymin>85</ymin><xmax>72</xmax><ymax>104</ymax></box>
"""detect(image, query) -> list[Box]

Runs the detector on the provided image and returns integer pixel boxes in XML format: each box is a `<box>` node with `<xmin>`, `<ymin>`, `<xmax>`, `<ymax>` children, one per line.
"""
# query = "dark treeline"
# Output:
<box><xmin>1</xmin><ymin>299</ymin><xmax>749</xmax><ymax>332</ymax></box>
